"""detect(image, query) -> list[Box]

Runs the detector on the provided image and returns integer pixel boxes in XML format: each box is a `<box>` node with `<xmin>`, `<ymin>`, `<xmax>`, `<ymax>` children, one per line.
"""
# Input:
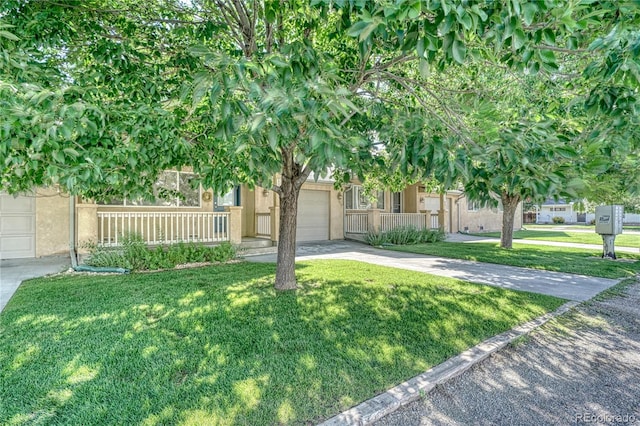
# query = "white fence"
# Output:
<box><xmin>585</xmin><ymin>213</ymin><xmax>640</xmax><ymax>224</ymax></box>
<box><xmin>255</xmin><ymin>212</ymin><xmax>271</xmax><ymax>237</ymax></box>
<box><xmin>345</xmin><ymin>212</ymin><xmax>440</xmax><ymax>234</ymax></box>
<box><xmin>97</xmin><ymin>212</ymin><xmax>231</xmax><ymax>246</ymax></box>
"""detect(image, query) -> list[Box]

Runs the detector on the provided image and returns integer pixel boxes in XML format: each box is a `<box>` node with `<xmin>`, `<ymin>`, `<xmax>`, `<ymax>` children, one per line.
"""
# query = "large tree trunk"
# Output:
<box><xmin>275</xmin><ymin>174</ymin><xmax>300</xmax><ymax>290</ymax></box>
<box><xmin>500</xmin><ymin>193</ymin><xmax>521</xmax><ymax>249</ymax></box>
<box><xmin>273</xmin><ymin>145</ymin><xmax>309</xmax><ymax>290</ymax></box>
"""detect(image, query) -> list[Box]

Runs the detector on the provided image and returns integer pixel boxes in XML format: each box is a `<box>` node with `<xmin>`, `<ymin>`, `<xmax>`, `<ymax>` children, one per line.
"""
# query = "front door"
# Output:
<box><xmin>392</xmin><ymin>192</ymin><xmax>402</xmax><ymax>213</ymax></box>
<box><xmin>213</xmin><ymin>187</ymin><xmax>240</xmax><ymax>234</ymax></box>
<box><xmin>214</xmin><ymin>186</ymin><xmax>240</xmax><ymax>212</ymax></box>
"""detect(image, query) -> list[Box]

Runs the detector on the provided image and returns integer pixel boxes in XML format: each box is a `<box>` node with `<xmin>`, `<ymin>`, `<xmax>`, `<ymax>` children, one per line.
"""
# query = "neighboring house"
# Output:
<box><xmin>535</xmin><ymin>199</ymin><xmax>640</xmax><ymax>225</ymax></box>
<box><xmin>343</xmin><ymin>183</ymin><xmax>522</xmax><ymax>237</ymax></box>
<box><xmin>1</xmin><ymin>174</ymin><xmax>522</xmax><ymax>260</ymax></box>
<box><xmin>535</xmin><ymin>199</ymin><xmax>582</xmax><ymax>223</ymax></box>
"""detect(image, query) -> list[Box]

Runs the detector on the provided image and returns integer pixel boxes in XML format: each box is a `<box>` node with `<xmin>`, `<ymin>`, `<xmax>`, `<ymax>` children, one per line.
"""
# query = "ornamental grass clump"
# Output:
<box><xmin>365</xmin><ymin>226</ymin><xmax>445</xmax><ymax>246</ymax></box>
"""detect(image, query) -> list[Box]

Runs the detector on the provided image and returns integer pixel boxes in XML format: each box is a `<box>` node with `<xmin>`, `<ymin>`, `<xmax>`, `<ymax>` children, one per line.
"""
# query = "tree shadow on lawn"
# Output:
<box><xmin>0</xmin><ymin>260</ymin><xmax>562</xmax><ymax>425</ymax></box>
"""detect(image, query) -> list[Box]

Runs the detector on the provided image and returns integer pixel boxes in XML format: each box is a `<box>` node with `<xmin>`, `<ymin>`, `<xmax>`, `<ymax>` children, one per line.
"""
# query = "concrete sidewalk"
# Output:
<box><xmin>247</xmin><ymin>240</ymin><xmax>619</xmax><ymax>301</ymax></box>
<box><xmin>448</xmin><ymin>232</ymin><xmax>640</xmax><ymax>254</ymax></box>
<box><xmin>0</xmin><ymin>256</ymin><xmax>70</xmax><ymax>312</ymax></box>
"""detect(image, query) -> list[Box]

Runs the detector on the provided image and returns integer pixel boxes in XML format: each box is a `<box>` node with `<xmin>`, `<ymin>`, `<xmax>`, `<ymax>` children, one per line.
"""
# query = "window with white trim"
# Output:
<box><xmin>98</xmin><ymin>171</ymin><xmax>200</xmax><ymax>207</ymax></box>
<box><xmin>344</xmin><ymin>186</ymin><xmax>384</xmax><ymax>210</ymax></box>
<box><xmin>467</xmin><ymin>200</ymin><xmax>481</xmax><ymax>211</ymax></box>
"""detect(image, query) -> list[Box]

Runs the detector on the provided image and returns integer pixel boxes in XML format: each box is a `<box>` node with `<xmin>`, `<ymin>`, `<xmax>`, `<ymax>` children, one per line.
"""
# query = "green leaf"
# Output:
<box><xmin>457</xmin><ymin>11</ymin><xmax>473</xmax><ymax>30</ymax></box>
<box><xmin>60</xmin><ymin>125</ymin><xmax>72</xmax><ymax>139</ymax></box>
<box><xmin>512</xmin><ymin>29</ymin><xmax>526</xmax><ymax>50</ymax></box>
<box><xmin>0</xmin><ymin>30</ymin><xmax>20</xmax><ymax>41</ymax></box>
<box><xmin>63</xmin><ymin>148</ymin><xmax>80</xmax><ymax>158</ymax></box>
<box><xmin>471</xmin><ymin>5</ymin><xmax>488</xmax><ymax>21</ymax></box>
<box><xmin>452</xmin><ymin>39</ymin><xmax>466</xmax><ymax>64</ymax></box>
<box><xmin>538</xmin><ymin>49</ymin><xmax>556</xmax><ymax>64</ymax></box>
<box><xmin>419</xmin><ymin>58</ymin><xmax>430</xmax><ymax>77</ymax></box>
<box><xmin>522</xmin><ymin>3</ymin><xmax>537</xmax><ymax>26</ymax></box>
<box><xmin>346</xmin><ymin>21</ymin><xmax>369</xmax><ymax>38</ymax></box>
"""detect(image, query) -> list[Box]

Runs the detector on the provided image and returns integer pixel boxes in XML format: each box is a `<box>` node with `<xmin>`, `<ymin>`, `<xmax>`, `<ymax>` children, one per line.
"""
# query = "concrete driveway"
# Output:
<box><xmin>247</xmin><ymin>240</ymin><xmax>620</xmax><ymax>301</ymax></box>
<box><xmin>0</xmin><ymin>256</ymin><xmax>70</xmax><ymax>312</ymax></box>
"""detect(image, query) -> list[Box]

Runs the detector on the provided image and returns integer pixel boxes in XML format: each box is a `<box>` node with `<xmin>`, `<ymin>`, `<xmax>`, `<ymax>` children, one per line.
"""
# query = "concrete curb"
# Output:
<box><xmin>319</xmin><ymin>301</ymin><xmax>580</xmax><ymax>426</ymax></box>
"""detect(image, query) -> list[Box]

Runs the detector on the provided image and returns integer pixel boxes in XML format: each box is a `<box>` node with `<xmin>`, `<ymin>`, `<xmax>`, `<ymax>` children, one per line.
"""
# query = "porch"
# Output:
<box><xmin>76</xmin><ymin>204</ymin><xmax>279</xmax><ymax>251</ymax></box>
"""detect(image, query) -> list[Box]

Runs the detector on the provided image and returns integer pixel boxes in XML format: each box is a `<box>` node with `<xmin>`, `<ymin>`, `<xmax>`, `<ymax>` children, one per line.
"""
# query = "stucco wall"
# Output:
<box><xmin>35</xmin><ymin>188</ymin><xmax>70</xmax><ymax>257</ymax></box>
<box><xmin>402</xmin><ymin>185</ymin><xmax>419</xmax><ymax>213</ymax></box>
<box><xmin>458</xmin><ymin>201</ymin><xmax>523</xmax><ymax>232</ymax></box>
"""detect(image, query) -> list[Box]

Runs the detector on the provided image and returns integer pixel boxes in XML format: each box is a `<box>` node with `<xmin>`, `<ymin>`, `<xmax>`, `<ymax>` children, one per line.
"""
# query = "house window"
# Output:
<box><xmin>551</xmin><ymin>207</ymin><xmax>566</xmax><ymax>212</ymax></box>
<box><xmin>98</xmin><ymin>171</ymin><xmax>200</xmax><ymax>207</ymax></box>
<box><xmin>345</xmin><ymin>186</ymin><xmax>384</xmax><ymax>210</ymax></box>
<box><xmin>467</xmin><ymin>200</ymin><xmax>481</xmax><ymax>212</ymax></box>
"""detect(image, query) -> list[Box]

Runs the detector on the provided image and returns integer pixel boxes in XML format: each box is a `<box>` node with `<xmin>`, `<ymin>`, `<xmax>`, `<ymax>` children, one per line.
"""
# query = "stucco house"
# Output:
<box><xmin>535</xmin><ymin>199</ymin><xmax>583</xmax><ymax>224</ymax></box>
<box><xmin>1</xmin><ymin>172</ymin><xmax>521</xmax><ymax>260</ymax></box>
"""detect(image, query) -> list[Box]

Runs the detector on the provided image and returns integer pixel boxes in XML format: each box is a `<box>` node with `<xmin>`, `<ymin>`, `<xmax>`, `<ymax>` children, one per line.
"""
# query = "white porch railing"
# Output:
<box><xmin>346</xmin><ymin>211</ymin><xmax>441</xmax><ymax>234</ymax></box>
<box><xmin>380</xmin><ymin>213</ymin><xmax>428</xmax><ymax>231</ymax></box>
<box><xmin>255</xmin><ymin>212</ymin><xmax>271</xmax><ymax>237</ymax></box>
<box><xmin>97</xmin><ymin>212</ymin><xmax>231</xmax><ymax>246</ymax></box>
<box><xmin>345</xmin><ymin>212</ymin><xmax>369</xmax><ymax>234</ymax></box>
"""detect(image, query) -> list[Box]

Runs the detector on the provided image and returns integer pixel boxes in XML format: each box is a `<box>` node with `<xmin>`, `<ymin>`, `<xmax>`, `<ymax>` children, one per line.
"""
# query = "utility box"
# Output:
<box><xmin>595</xmin><ymin>205</ymin><xmax>623</xmax><ymax>235</ymax></box>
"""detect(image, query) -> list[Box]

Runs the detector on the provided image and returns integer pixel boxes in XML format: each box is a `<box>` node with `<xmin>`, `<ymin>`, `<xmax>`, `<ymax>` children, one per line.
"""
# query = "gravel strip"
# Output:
<box><xmin>374</xmin><ymin>279</ymin><xmax>640</xmax><ymax>426</ymax></box>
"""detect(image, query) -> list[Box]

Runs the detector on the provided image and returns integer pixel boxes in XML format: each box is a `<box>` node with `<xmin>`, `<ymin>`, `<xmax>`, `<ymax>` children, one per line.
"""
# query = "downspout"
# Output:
<box><xmin>69</xmin><ymin>196</ymin><xmax>128</xmax><ymax>274</ymax></box>
<box><xmin>69</xmin><ymin>195</ymin><xmax>78</xmax><ymax>268</ymax></box>
<box><xmin>456</xmin><ymin>193</ymin><xmax>465</xmax><ymax>233</ymax></box>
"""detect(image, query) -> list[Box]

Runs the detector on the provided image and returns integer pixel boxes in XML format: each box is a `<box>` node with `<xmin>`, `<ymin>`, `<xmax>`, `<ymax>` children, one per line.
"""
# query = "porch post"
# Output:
<box><xmin>76</xmin><ymin>201</ymin><xmax>98</xmax><ymax>255</ymax></box>
<box><xmin>367</xmin><ymin>209</ymin><xmax>381</xmax><ymax>233</ymax></box>
<box><xmin>270</xmin><ymin>206</ymin><xmax>280</xmax><ymax>244</ymax></box>
<box><xmin>423</xmin><ymin>210</ymin><xmax>432</xmax><ymax>229</ymax></box>
<box><xmin>438</xmin><ymin>193</ymin><xmax>446</xmax><ymax>232</ymax></box>
<box><xmin>225</xmin><ymin>206</ymin><xmax>243</xmax><ymax>245</ymax></box>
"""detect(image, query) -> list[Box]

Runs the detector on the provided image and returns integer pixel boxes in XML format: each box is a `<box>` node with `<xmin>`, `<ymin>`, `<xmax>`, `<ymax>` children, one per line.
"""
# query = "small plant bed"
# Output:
<box><xmin>1</xmin><ymin>260</ymin><xmax>563</xmax><ymax>425</ymax></box>
<box><xmin>387</xmin><ymin>242</ymin><xmax>640</xmax><ymax>279</ymax></box>
<box><xmin>84</xmin><ymin>234</ymin><xmax>236</xmax><ymax>271</ymax></box>
<box><xmin>470</xmin><ymin>230</ymin><xmax>640</xmax><ymax>249</ymax></box>
<box><xmin>365</xmin><ymin>226</ymin><xmax>445</xmax><ymax>246</ymax></box>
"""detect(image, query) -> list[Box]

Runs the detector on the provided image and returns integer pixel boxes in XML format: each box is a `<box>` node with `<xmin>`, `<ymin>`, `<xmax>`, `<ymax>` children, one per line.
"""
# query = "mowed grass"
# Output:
<box><xmin>388</xmin><ymin>242</ymin><xmax>640</xmax><ymax>278</ymax></box>
<box><xmin>526</xmin><ymin>224</ymin><xmax>640</xmax><ymax>232</ymax></box>
<box><xmin>0</xmin><ymin>260</ymin><xmax>563</xmax><ymax>425</ymax></box>
<box><xmin>473</xmin><ymin>229</ymin><xmax>640</xmax><ymax>248</ymax></box>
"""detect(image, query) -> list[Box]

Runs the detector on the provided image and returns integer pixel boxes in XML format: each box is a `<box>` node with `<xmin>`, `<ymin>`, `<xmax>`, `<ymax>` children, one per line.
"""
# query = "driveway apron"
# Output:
<box><xmin>0</xmin><ymin>256</ymin><xmax>70</xmax><ymax>312</ymax></box>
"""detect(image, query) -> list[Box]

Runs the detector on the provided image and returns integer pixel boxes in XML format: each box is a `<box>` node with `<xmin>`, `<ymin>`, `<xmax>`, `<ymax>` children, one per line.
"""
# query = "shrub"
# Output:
<box><xmin>85</xmin><ymin>234</ymin><xmax>237</xmax><ymax>271</ymax></box>
<box><xmin>552</xmin><ymin>216</ymin><xmax>566</xmax><ymax>224</ymax></box>
<box><xmin>365</xmin><ymin>231</ymin><xmax>387</xmax><ymax>246</ymax></box>
<box><xmin>364</xmin><ymin>226</ymin><xmax>445</xmax><ymax>246</ymax></box>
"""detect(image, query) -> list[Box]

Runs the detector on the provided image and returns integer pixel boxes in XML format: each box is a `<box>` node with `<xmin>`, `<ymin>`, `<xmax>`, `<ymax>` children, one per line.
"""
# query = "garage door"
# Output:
<box><xmin>0</xmin><ymin>192</ymin><xmax>36</xmax><ymax>259</ymax></box>
<box><xmin>296</xmin><ymin>189</ymin><xmax>330</xmax><ymax>242</ymax></box>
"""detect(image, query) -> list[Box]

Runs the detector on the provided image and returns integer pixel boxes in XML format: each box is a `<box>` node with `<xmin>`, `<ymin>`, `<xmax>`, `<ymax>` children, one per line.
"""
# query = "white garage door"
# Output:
<box><xmin>297</xmin><ymin>189</ymin><xmax>330</xmax><ymax>242</ymax></box>
<box><xmin>0</xmin><ymin>192</ymin><xmax>36</xmax><ymax>259</ymax></box>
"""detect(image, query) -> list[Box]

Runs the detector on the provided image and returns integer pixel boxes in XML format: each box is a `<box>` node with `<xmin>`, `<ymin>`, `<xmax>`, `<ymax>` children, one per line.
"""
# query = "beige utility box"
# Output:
<box><xmin>595</xmin><ymin>205</ymin><xmax>623</xmax><ymax>235</ymax></box>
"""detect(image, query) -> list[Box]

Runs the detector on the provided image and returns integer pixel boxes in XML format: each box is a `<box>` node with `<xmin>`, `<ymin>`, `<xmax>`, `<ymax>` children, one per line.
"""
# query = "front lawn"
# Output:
<box><xmin>0</xmin><ymin>260</ymin><xmax>563</xmax><ymax>425</ymax></box>
<box><xmin>525</xmin><ymin>224</ymin><xmax>640</xmax><ymax>232</ymax></box>
<box><xmin>473</xmin><ymin>229</ymin><xmax>640</xmax><ymax>249</ymax></box>
<box><xmin>388</xmin><ymin>242</ymin><xmax>640</xmax><ymax>278</ymax></box>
